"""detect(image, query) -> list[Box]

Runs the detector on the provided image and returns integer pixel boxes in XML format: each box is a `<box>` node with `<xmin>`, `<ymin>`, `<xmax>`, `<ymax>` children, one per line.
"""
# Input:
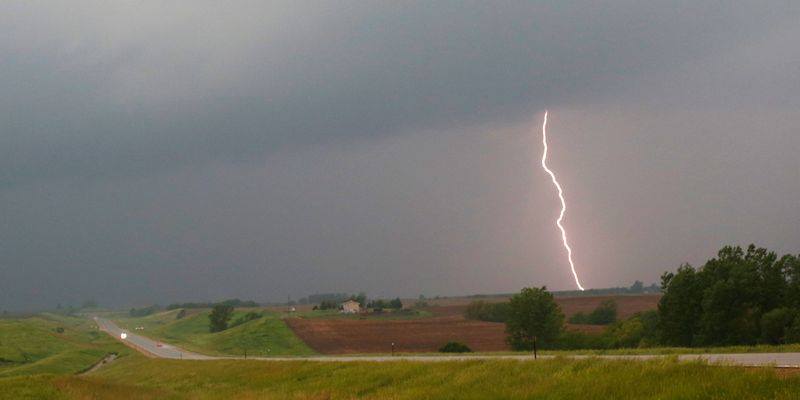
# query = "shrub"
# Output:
<box><xmin>175</xmin><ymin>309</ymin><xmax>187</xmax><ymax>320</ymax></box>
<box><xmin>230</xmin><ymin>312</ymin><xmax>263</xmax><ymax>328</ymax></box>
<box><xmin>368</xmin><ymin>298</ymin><xmax>403</xmax><ymax>310</ymax></box>
<box><xmin>129</xmin><ymin>305</ymin><xmax>160</xmax><ymax>317</ymax></box>
<box><xmin>568</xmin><ymin>300</ymin><xmax>617</xmax><ymax>325</ymax></box>
<box><xmin>554</xmin><ymin>331</ymin><xmax>608</xmax><ymax>350</ymax></box>
<box><xmin>319</xmin><ymin>300</ymin><xmax>338</xmax><ymax>310</ymax></box>
<box><xmin>439</xmin><ymin>342</ymin><xmax>472</xmax><ymax>353</ymax></box>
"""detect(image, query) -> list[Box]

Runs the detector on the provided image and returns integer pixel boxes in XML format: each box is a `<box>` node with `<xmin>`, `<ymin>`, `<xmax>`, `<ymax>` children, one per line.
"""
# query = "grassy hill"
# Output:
<box><xmin>0</xmin><ymin>313</ymin><xmax>127</xmax><ymax>378</ymax></box>
<box><xmin>114</xmin><ymin>309</ymin><xmax>315</xmax><ymax>357</ymax></box>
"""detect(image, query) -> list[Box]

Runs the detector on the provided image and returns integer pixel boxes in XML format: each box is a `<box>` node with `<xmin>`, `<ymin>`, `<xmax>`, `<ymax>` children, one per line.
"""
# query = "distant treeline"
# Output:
<box><xmin>296</xmin><ymin>293</ymin><xmax>355</xmax><ymax>305</ymax></box>
<box><xmin>552</xmin><ymin>281</ymin><xmax>660</xmax><ymax>297</ymax></box>
<box><xmin>128</xmin><ymin>299</ymin><xmax>259</xmax><ymax>317</ymax></box>
<box><xmin>129</xmin><ymin>305</ymin><xmax>160</xmax><ymax>317</ymax></box>
<box><xmin>461</xmin><ymin>281</ymin><xmax>660</xmax><ymax>301</ymax></box>
<box><xmin>165</xmin><ymin>298</ymin><xmax>259</xmax><ymax>310</ymax></box>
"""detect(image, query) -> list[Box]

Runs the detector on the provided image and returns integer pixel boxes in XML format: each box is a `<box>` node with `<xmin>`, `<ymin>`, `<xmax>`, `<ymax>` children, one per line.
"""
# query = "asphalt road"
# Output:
<box><xmin>95</xmin><ymin>317</ymin><xmax>800</xmax><ymax>367</ymax></box>
<box><xmin>95</xmin><ymin>317</ymin><xmax>212</xmax><ymax>360</ymax></box>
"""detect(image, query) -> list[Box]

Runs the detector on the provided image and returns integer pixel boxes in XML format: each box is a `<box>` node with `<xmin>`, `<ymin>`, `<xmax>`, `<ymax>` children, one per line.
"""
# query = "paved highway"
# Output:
<box><xmin>95</xmin><ymin>317</ymin><xmax>212</xmax><ymax>360</ymax></box>
<box><xmin>95</xmin><ymin>317</ymin><xmax>800</xmax><ymax>367</ymax></box>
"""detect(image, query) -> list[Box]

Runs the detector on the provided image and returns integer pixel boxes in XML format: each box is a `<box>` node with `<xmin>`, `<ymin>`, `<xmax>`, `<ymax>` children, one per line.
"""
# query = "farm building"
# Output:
<box><xmin>340</xmin><ymin>299</ymin><xmax>360</xmax><ymax>314</ymax></box>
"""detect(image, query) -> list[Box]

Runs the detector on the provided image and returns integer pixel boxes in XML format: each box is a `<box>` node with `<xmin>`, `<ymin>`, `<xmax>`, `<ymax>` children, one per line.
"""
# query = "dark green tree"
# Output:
<box><xmin>659</xmin><ymin>245</ymin><xmax>797</xmax><ymax>347</ymax></box>
<box><xmin>351</xmin><ymin>292</ymin><xmax>367</xmax><ymax>307</ymax></box>
<box><xmin>505</xmin><ymin>287</ymin><xmax>564</xmax><ymax>350</ymax></box>
<box><xmin>208</xmin><ymin>304</ymin><xmax>234</xmax><ymax>332</ymax></box>
<box><xmin>658</xmin><ymin>264</ymin><xmax>704</xmax><ymax>346</ymax></box>
<box><xmin>389</xmin><ymin>297</ymin><xmax>403</xmax><ymax>309</ymax></box>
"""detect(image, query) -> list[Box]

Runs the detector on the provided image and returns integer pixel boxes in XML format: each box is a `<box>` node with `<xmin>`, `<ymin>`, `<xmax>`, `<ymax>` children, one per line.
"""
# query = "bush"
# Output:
<box><xmin>439</xmin><ymin>342</ymin><xmax>472</xmax><ymax>353</ymax></box>
<box><xmin>568</xmin><ymin>300</ymin><xmax>617</xmax><ymax>325</ymax></box>
<box><xmin>230</xmin><ymin>312</ymin><xmax>262</xmax><ymax>328</ymax></box>
<box><xmin>464</xmin><ymin>301</ymin><xmax>510</xmax><ymax>322</ymax></box>
<box><xmin>368</xmin><ymin>298</ymin><xmax>404</xmax><ymax>310</ymax></box>
<box><xmin>175</xmin><ymin>309</ymin><xmax>187</xmax><ymax>320</ymax></box>
<box><xmin>319</xmin><ymin>300</ymin><xmax>338</xmax><ymax>310</ymax></box>
<box><xmin>129</xmin><ymin>305</ymin><xmax>160</xmax><ymax>317</ymax></box>
<box><xmin>554</xmin><ymin>331</ymin><xmax>608</xmax><ymax>350</ymax></box>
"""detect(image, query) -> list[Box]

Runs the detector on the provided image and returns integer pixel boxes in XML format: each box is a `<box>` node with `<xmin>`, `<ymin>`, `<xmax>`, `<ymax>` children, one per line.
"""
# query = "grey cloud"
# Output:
<box><xmin>2</xmin><ymin>2</ymin><xmax>799</xmax><ymax>310</ymax></box>
<box><xmin>3</xmin><ymin>2</ymin><xmax>798</xmax><ymax>188</ymax></box>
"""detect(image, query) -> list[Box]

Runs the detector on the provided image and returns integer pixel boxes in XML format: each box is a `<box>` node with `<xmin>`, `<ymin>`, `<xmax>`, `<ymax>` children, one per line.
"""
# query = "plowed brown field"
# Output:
<box><xmin>285</xmin><ymin>294</ymin><xmax>660</xmax><ymax>354</ymax></box>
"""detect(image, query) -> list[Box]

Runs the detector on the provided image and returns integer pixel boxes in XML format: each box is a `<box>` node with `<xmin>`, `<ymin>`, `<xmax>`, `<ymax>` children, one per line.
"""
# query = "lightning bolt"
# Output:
<box><xmin>540</xmin><ymin>110</ymin><xmax>585</xmax><ymax>291</ymax></box>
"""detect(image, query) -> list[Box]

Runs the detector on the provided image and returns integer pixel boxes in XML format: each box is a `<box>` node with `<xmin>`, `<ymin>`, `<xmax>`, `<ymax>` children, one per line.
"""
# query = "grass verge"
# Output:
<box><xmin>4</xmin><ymin>354</ymin><xmax>800</xmax><ymax>399</ymax></box>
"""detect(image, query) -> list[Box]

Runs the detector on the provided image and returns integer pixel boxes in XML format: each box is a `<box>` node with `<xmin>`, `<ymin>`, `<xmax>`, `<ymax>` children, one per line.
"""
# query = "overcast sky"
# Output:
<box><xmin>2</xmin><ymin>2</ymin><xmax>799</xmax><ymax>310</ymax></box>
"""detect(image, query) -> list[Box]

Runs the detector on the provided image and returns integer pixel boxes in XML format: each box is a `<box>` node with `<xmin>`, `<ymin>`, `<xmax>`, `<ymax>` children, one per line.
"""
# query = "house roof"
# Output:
<box><xmin>341</xmin><ymin>299</ymin><xmax>360</xmax><ymax>305</ymax></box>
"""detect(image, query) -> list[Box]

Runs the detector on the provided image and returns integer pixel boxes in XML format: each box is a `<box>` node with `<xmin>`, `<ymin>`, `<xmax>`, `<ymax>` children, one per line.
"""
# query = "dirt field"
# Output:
<box><xmin>286</xmin><ymin>316</ymin><xmax>507</xmax><ymax>353</ymax></box>
<box><xmin>285</xmin><ymin>294</ymin><xmax>661</xmax><ymax>354</ymax></box>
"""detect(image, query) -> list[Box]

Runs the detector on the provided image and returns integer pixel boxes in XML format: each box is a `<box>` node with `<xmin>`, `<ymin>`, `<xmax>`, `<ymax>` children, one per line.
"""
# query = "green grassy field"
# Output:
<box><xmin>2</xmin><ymin>313</ymin><xmax>800</xmax><ymax>399</ymax></box>
<box><xmin>0</xmin><ymin>313</ymin><xmax>127</xmax><ymax>378</ymax></box>
<box><xmin>114</xmin><ymin>309</ymin><xmax>315</xmax><ymax>357</ymax></box>
<box><xmin>2</xmin><ymin>353</ymin><xmax>799</xmax><ymax>399</ymax></box>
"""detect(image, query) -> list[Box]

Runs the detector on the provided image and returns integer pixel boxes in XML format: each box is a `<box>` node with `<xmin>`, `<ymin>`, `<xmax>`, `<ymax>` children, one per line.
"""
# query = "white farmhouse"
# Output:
<box><xmin>340</xmin><ymin>299</ymin><xmax>361</xmax><ymax>314</ymax></box>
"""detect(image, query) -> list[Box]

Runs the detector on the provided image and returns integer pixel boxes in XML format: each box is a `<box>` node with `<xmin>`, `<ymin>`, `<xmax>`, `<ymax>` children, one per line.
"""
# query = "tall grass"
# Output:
<box><xmin>5</xmin><ymin>354</ymin><xmax>797</xmax><ymax>399</ymax></box>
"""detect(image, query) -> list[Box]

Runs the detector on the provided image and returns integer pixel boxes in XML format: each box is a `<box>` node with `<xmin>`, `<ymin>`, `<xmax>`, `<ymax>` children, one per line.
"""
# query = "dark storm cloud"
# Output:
<box><xmin>2</xmin><ymin>2</ymin><xmax>799</xmax><ymax>310</ymax></box>
<box><xmin>2</xmin><ymin>1</ymin><xmax>796</xmax><ymax>187</ymax></box>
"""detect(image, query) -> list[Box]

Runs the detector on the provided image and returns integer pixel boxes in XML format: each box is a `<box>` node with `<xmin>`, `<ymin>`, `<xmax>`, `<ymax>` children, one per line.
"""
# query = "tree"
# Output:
<box><xmin>208</xmin><ymin>304</ymin><xmax>234</xmax><ymax>332</ymax></box>
<box><xmin>389</xmin><ymin>297</ymin><xmax>403</xmax><ymax>309</ymax></box>
<box><xmin>629</xmin><ymin>280</ymin><xmax>644</xmax><ymax>293</ymax></box>
<box><xmin>505</xmin><ymin>287</ymin><xmax>564</xmax><ymax>350</ymax></box>
<box><xmin>658</xmin><ymin>264</ymin><xmax>704</xmax><ymax>346</ymax></box>
<box><xmin>350</xmin><ymin>293</ymin><xmax>367</xmax><ymax>307</ymax></box>
<box><xmin>658</xmin><ymin>245</ymin><xmax>798</xmax><ymax>347</ymax></box>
